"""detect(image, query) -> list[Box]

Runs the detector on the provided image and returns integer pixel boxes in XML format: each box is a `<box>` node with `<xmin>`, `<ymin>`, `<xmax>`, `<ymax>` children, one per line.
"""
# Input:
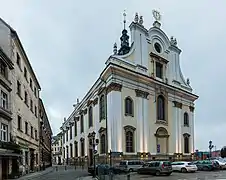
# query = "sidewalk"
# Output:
<box><xmin>10</xmin><ymin>167</ymin><xmax>54</xmax><ymax>180</ymax></box>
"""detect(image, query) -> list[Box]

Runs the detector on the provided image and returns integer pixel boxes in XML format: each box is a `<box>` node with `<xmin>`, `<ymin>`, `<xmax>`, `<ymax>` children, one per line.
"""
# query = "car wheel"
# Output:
<box><xmin>203</xmin><ymin>166</ymin><xmax>209</xmax><ymax>171</ymax></box>
<box><xmin>129</xmin><ymin>168</ymin><xmax>133</xmax><ymax>172</ymax></box>
<box><xmin>137</xmin><ymin>170</ymin><xmax>140</xmax><ymax>174</ymax></box>
<box><xmin>155</xmin><ymin>170</ymin><xmax>160</xmax><ymax>176</ymax></box>
<box><xmin>166</xmin><ymin>172</ymin><xmax>171</xmax><ymax>176</ymax></box>
<box><xmin>181</xmin><ymin>168</ymin><xmax>187</xmax><ymax>173</ymax></box>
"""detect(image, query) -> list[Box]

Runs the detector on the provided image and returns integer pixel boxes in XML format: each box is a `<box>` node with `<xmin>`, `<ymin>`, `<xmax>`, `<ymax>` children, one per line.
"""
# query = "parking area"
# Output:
<box><xmin>113</xmin><ymin>171</ymin><xmax>226</xmax><ymax>180</ymax></box>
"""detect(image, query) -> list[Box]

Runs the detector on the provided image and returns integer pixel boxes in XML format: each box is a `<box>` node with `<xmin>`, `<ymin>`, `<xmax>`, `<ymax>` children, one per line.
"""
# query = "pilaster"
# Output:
<box><xmin>106</xmin><ymin>83</ymin><xmax>122</xmax><ymax>152</ymax></box>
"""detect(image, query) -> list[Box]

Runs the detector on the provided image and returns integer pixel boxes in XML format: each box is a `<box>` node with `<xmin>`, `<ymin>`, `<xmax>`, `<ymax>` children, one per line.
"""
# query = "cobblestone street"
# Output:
<box><xmin>18</xmin><ymin>166</ymin><xmax>89</xmax><ymax>180</ymax></box>
<box><xmin>109</xmin><ymin>171</ymin><xmax>226</xmax><ymax>180</ymax></box>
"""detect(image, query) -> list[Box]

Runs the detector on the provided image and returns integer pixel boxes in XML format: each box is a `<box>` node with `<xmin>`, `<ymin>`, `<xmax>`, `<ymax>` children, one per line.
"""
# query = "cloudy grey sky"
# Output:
<box><xmin>1</xmin><ymin>0</ymin><xmax>225</xmax><ymax>151</ymax></box>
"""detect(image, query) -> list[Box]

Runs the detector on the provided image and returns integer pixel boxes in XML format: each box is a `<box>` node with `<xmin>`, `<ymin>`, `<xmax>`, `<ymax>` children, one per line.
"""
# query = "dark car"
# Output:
<box><xmin>88</xmin><ymin>164</ymin><xmax>120</xmax><ymax>176</ymax></box>
<box><xmin>193</xmin><ymin>160</ymin><xmax>220</xmax><ymax>171</ymax></box>
<box><xmin>137</xmin><ymin>161</ymin><xmax>172</xmax><ymax>176</ymax></box>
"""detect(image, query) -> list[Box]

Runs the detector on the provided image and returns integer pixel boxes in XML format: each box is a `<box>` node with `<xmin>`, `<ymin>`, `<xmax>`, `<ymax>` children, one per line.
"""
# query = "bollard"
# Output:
<box><xmin>56</xmin><ymin>166</ymin><xmax>58</xmax><ymax>171</ymax></box>
<box><xmin>65</xmin><ymin>165</ymin><xmax>67</xmax><ymax>171</ymax></box>
<box><xmin>127</xmin><ymin>174</ymin><xmax>130</xmax><ymax>180</ymax></box>
<box><xmin>75</xmin><ymin>165</ymin><xmax>76</xmax><ymax>170</ymax></box>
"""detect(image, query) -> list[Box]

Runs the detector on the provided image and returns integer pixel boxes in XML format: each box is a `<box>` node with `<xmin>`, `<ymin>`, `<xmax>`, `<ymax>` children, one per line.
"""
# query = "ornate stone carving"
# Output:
<box><xmin>106</xmin><ymin>83</ymin><xmax>122</xmax><ymax>94</ymax></box>
<box><xmin>172</xmin><ymin>101</ymin><xmax>182</xmax><ymax>109</ymax></box>
<box><xmin>135</xmin><ymin>89</ymin><xmax>149</xmax><ymax>99</ymax></box>
<box><xmin>80</xmin><ymin>137</ymin><xmax>85</xmax><ymax>142</ymax></box>
<box><xmin>74</xmin><ymin>116</ymin><xmax>79</xmax><ymax>122</ymax></box>
<box><xmin>98</xmin><ymin>87</ymin><xmax>106</xmax><ymax>95</ymax></box>
<box><xmin>113</xmin><ymin>43</ymin><xmax>117</xmax><ymax>55</ymax></box>
<box><xmin>83</xmin><ymin>108</ymin><xmax>87</xmax><ymax>115</ymax></box>
<box><xmin>187</xmin><ymin>78</ymin><xmax>190</xmax><ymax>85</ymax></box>
<box><xmin>87</xmin><ymin>100</ymin><xmax>93</xmax><ymax>106</ymax></box>
<box><xmin>98</xmin><ymin>127</ymin><xmax>106</xmax><ymax>133</ymax></box>
<box><xmin>139</xmin><ymin>16</ymin><xmax>143</xmax><ymax>25</ymax></box>
<box><xmin>183</xmin><ymin>133</ymin><xmax>190</xmax><ymax>137</ymax></box>
<box><xmin>79</xmin><ymin>109</ymin><xmax>83</xmax><ymax>115</ymax></box>
<box><xmin>134</xmin><ymin>12</ymin><xmax>139</xmax><ymax>23</ymax></box>
<box><xmin>93</xmin><ymin>98</ymin><xmax>98</xmax><ymax>106</ymax></box>
<box><xmin>124</xmin><ymin>125</ymin><xmax>136</xmax><ymax>132</ymax></box>
<box><xmin>189</xmin><ymin>106</ymin><xmax>194</xmax><ymax>112</ymax></box>
<box><xmin>88</xmin><ymin>131</ymin><xmax>96</xmax><ymax>138</ymax></box>
<box><xmin>170</xmin><ymin>36</ymin><xmax>177</xmax><ymax>46</ymax></box>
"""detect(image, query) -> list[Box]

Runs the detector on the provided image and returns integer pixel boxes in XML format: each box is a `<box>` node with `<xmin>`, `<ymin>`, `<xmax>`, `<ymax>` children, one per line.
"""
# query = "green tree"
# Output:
<box><xmin>221</xmin><ymin>146</ymin><xmax>226</xmax><ymax>158</ymax></box>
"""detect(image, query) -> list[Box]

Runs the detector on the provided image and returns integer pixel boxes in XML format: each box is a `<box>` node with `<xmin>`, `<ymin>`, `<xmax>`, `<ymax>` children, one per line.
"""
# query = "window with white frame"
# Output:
<box><xmin>1</xmin><ymin>123</ymin><xmax>8</xmax><ymax>142</ymax></box>
<box><xmin>1</xmin><ymin>91</ymin><xmax>8</xmax><ymax>110</ymax></box>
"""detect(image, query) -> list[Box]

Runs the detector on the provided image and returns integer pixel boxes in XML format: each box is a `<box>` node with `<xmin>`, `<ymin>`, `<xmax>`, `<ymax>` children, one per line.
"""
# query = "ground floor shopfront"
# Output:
<box><xmin>17</xmin><ymin>138</ymin><xmax>40</xmax><ymax>175</ymax></box>
<box><xmin>0</xmin><ymin>142</ymin><xmax>22</xmax><ymax>179</ymax></box>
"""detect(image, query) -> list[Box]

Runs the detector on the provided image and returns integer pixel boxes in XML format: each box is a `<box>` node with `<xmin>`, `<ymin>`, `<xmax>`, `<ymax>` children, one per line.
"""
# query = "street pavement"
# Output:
<box><xmin>78</xmin><ymin>170</ymin><xmax>226</xmax><ymax>180</ymax></box>
<box><xmin>16</xmin><ymin>166</ymin><xmax>89</xmax><ymax>180</ymax></box>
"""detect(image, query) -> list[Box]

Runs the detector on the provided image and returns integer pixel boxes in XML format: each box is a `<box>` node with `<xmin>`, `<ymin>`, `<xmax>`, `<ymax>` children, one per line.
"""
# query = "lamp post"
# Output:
<box><xmin>91</xmin><ymin>131</ymin><xmax>99</xmax><ymax>178</ymax></box>
<box><xmin>209</xmin><ymin>141</ymin><xmax>214</xmax><ymax>158</ymax></box>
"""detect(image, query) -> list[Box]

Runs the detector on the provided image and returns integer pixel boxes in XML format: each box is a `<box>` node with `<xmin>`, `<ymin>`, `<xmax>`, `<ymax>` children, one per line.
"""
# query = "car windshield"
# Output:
<box><xmin>119</xmin><ymin>162</ymin><xmax>126</xmax><ymax>165</ymax></box>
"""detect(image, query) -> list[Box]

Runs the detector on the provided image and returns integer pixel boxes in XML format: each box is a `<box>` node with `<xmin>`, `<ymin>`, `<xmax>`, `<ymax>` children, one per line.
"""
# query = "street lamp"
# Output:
<box><xmin>209</xmin><ymin>140</ymin><xmax>214</xmax><ymax>158</ymax></box>
<box><xmin>91</xmin><ymin>131</ymin><xmax>99</xmax><ymax>178</ymax></box>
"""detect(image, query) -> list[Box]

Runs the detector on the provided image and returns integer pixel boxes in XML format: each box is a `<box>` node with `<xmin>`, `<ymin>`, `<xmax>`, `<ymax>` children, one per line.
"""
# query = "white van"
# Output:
<box><xmin>119</xmin><ymin>160</ymin><xmax>144</xmax><ymax>172</ymax></box>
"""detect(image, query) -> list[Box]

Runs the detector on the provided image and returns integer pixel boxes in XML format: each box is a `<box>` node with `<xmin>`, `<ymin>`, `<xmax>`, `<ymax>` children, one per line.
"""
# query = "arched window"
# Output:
<box><xmin>184</xmin><ymin>112</ymin><xmax>189</xmax><ymax>126</ymax></box>
<box><xmin>100</xmin><ymin>134</ymin><xmax>106</xmax><ymax>154</ymax></box>
<box><xmin>126</xmin><ymin>131</ymin><xmax>134</xmax><ymax>152</ymax></box>
<box><xmin>88</xmin><ymin>106</ymin><xmax>93</xmax><ymax>128</ymax></box>
<box><xmin>157</xmin><ymin>95</ymin><xmax>165</xmax><ymax>120</ymax></box>
<box><xmin>125</xmin><ymin>97</ymin><xmax>133</xmax><ymax>116</ymax></box>
<box><xmin>99</xmin><ymin>95</ymin><xmax>105</xmax><ymax>120</ymax></box>
<box><xmin>183</xmin><ymin>134</ymin><xmax>190</xmax><ymax>153</ymax></box>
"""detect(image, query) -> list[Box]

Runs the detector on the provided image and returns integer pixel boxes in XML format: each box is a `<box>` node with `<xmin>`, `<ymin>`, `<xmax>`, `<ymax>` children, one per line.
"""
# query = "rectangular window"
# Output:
<box><xmin>24</xmin><ymin>91</ymin><xmax>28</xmax><ymax>105</ymax></box>
<box><xmin>24</xmin><ymin>67</ymin><xmax>27</xmax><ymax>80</ymax></box>
<box><xmin>17</xmin><ymin>115</ymin><xmax>22</xmax><ymax>130</ymax></box>
<box><xmin>156</xmin><ymin>62</ymin><xmax>163</xmax><ymax>79</ymax></box>
<box><xmin>25</xmin><ymin>122</ymin><xmax>28</xmax><ymax>135</ymax></box>
<box><xmin>0</xmin><ymin>60</ymin><xmax>7</xmax><ymax>78</ymax></box>
<box><xmin>34</xmin><ymin>87</ymin><xmax>37</xmax><ymax>97</ymax></box>
<box><xmin>25</xmin><ymin>151</ymin><xmax>28</xmax><ymax>165</ymax></box>
<box><xmin>66</xmin><ymin>130</ymin><xmax>68</xmax><ymax>142</ymax></box>
<box><xmin>70</xmin><ymin>126</ymin><xmax>72</xmax><ymax>140</ymax></box>
<box><xmin>17</xmin><ymin>80</ymin><xmax>21</xmax><ymax>96</ymax></box>
<box><xmin>1</xmin><ymin>91</ymin><xmax>8</xmax><ymax>109</ymax></box>
<box><xmin>1</xmin><ymin>123</ymin><xmax>8</xmax><ymax>142</ymax></box>
<box><xmin>70</xmin><ymin>144</ymin><xmax>73</xmax><ymax>157</ymax></box>
<box><xmin>30</xmin><ymin>99</ymin><xmax>33</xmax><ymax>112</ymax></box>
<box><xmin>81</xmin><ymin>141</ymin><xmax>85</xmax><ymax>157</ymax></box>
<box><xmin>74</xmin><ymin>119</ymin><xmax>77</xmax><ymax>137</ymax></box>
<box><xmin>80</xmin><ymin>115</ymin><xmax>84</xmax><ymax>133</ymax></box>
<box><xmin>75</xmin><ymin>142</ymin><xmax>78</xmax><ymax>157</ymax></box>
<box><xmin>16</xmin><ymin>53</ymin><xmax>21</xmax><ymax>68</ymax></box>
<box><xmin>31</xmin><ymin>126</ymin><xmax>33</xmax><ymax>138</ymax></box>
<box><xmin>35</xmin><ymin>106</ymin><xmax>37</xmax><ymax>117</ymax></box>
<box><xmin>35</xmin><ymin>130</ymin><xmax>37</xmax><ymax>140</ymax></box>
<box><xmin>30</xmin><ymin>78</ymin><xmax>33</xmax><ymax>90</ymax></box>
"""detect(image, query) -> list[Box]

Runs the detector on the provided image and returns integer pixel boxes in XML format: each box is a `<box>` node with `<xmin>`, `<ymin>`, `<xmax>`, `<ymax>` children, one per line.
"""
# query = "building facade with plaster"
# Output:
<box><xmin>39</xmin><ymin>98</ymin><xmax>52</xmax><ymax>169</ymax></box>
<box><xmin>52</xmin><ymin>132</ymin><xmax>63</xmax><ymax>165</ymax></box>
<box><xmin>60</xmin><ymin>12</ymin><xmax>198</xmax><ymax>165</ymax></box>
<box><xmin>0</xmin><ymin>17</ymin><xmax>43</xmax><ymax>176</ymax></box>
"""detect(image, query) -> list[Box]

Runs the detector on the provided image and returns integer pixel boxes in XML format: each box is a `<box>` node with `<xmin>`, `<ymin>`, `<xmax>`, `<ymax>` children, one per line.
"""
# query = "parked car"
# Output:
<box><xmin>171</xmin><ymin>161</ymin><xmax>197</xmax><ymax>173</ymax></box>
<box><xmin>88</xmin><ymin>164</ymin><xmax>116</xmax><ymax>176</ymax></box>
<box><xmin>193</xmin><ymin>160</ymin><xmax>220</xmax><ymax>171</ymax></box>
<box><xmin>137</xmin><ymin>161</ymin><xmax>172</xmax><ymax>176</ymax></box>
<box><xmin>118</xmin><ymin>160</ymin><xmax>144</xmax><ymax>172</ymax></box>
<box><xmin>213</xmin><ymin>159</ymin><xmax>226</xmax><ymax>170</ymax></box>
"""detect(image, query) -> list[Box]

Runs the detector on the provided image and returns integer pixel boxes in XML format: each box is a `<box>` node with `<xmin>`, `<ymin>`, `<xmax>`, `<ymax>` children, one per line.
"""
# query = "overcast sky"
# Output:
<box><xmin>1</xmin><ymin>0</ymin><xmax>225</xmax><ymax>151</ymax></box>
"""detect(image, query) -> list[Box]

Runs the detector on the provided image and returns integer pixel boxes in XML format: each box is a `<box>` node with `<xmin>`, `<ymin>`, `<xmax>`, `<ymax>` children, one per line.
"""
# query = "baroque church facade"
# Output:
<box><xmin>60</xmin><ymin>12</ymin><xmax>198</xmax><ymax>164</ymax></box>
